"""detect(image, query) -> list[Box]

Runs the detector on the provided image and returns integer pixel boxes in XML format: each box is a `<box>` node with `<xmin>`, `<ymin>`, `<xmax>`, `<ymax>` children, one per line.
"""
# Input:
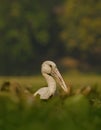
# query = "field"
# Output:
<box><xmin>0</xmin><ymin>73</ymin><xmax>101</xmax><ymax>130</ymax></box>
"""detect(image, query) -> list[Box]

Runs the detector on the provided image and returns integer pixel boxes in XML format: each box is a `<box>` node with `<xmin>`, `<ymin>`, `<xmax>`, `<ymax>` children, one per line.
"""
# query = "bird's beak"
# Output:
<box><xmin>51</xmin><ymin>67</ymin><xmax>68</xmax><ymax>93</ymax></box>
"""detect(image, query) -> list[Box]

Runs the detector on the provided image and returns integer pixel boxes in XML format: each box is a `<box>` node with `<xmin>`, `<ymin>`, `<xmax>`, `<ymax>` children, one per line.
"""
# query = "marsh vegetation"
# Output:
<box><xmin>0</xmin><ymin>73</ymin><xmax>101</xmax><ymax>130</ymax></box>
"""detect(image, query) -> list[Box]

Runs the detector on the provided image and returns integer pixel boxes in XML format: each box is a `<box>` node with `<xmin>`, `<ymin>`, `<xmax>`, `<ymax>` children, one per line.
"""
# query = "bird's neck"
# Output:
<box><xmin>43</xmin><ymin>73</ymin><xmax>56</xmax><ymax>94</ymax></box>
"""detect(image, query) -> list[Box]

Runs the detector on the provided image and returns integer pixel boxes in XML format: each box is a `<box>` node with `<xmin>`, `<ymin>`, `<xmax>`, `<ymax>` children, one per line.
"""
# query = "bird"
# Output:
<box><xmin>33</xmin><ymin>60</ymin><xmax>70</xmax><ymax>100</ymax></box>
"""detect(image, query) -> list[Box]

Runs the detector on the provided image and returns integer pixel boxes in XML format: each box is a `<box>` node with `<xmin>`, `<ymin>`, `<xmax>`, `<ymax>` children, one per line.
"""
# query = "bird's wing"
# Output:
<box><xmin>34</xmin><ymin>87</ymin><xmax>51</xmax><ymax>99</ymax></box>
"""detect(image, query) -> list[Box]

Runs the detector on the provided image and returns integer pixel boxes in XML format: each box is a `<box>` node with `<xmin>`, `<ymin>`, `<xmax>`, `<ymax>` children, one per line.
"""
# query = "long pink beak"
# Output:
<box><xmin>51</xmin><ymin>67</ymin><xmax>68</xmax><ymax>93</ymax></box>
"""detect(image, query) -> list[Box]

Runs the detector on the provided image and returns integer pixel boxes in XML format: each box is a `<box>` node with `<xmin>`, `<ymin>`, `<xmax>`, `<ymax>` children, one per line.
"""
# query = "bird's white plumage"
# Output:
<box><xmin>34</xmin><ymin>87</ymin><xmax>51</xmax><ymax>99</ymax></box>
<box><xmin>33</xmin><ymin>60</ymin><xmax>68</xmax><ymax>100</ymax></box>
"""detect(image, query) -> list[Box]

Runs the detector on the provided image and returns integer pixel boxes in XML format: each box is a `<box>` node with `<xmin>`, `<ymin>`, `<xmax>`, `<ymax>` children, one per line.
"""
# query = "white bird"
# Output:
<box><xmin>33</xmin><ymin>60</ymin><xmax>69</xmax><ymax>100</ymax></box>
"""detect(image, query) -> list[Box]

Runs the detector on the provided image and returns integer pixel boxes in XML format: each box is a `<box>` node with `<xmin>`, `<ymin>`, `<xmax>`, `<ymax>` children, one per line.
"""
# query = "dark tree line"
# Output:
<box><xmin>0</xmin><ymin>0</ymin><xmax>101</xmax><ymax>75</ymax></box>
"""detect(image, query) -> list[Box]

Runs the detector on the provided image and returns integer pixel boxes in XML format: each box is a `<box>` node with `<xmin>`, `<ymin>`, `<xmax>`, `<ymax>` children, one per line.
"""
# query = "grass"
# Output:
<box><xmin>0</xmin><ymin>72</ymin><xmax>101</xmax><ymax>86</ymax></box>
<box><xmin>0</xmin><ymin>72</ymin><xmax>101</xmax><ymax>92</ymax></box>
<box><xmin>0</xmin><ymin>73</ymin><xmax>101</xmax><ymax>130</ymax></box>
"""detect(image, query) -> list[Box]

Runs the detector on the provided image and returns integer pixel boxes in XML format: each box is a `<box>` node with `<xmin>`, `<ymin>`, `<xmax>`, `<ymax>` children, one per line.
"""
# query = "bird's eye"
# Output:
<box><xmin>49</xmin><ymin>65</ymin><xmax>52</xmax><ymax>68</ymax></box>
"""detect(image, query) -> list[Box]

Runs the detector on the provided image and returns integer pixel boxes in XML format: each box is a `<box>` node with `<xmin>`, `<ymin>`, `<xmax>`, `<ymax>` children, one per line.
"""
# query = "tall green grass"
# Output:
<box><xmin>0</xmin><ymin>74</ymin><xmax>101</xmax><ymax>130</ymax></box>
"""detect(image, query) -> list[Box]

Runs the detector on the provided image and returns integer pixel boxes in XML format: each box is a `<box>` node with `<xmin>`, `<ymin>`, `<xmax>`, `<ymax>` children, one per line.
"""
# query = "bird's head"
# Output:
<box><xmin>41</xmin><ymin>61</ymin><xmax>56</xmax><ymax>75</ymax></box>
<box><xmin>41</xmin><ymin>60</ymin><xmax>69</xmax><ymax>94</ymax></box>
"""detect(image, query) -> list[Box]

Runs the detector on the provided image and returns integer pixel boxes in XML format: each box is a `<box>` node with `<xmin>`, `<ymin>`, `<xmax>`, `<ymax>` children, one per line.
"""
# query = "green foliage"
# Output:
<box><xmin>0</xmin><ymin>0</ymin><xmax>64</xmax><ymax>75</ymax></box>
<box><xmin>60</xmin><ymin>0</ymin><xmax>101</xmax><ymax>64</ymax></box>
<box><xmin>0</xmin><ymin>0</ymin><xmax>101</xmax><ymax>75</ymax></box>
<box><xmin>0</xmin><ymin>92</ymin><xmax>101</xmax><ymax>130</ymax></box>
<box><xmin>0</xmin><ymin>75</ymin><xmax>101</xmax><ymax>130</ymax></box>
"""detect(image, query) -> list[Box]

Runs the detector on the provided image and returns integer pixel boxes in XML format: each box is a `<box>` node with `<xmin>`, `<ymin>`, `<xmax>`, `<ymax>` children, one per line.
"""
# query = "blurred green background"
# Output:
<box><xmin>0</xmin><ymin>0</ymin><xmax>101</xmax><ymax>75</ymax></box>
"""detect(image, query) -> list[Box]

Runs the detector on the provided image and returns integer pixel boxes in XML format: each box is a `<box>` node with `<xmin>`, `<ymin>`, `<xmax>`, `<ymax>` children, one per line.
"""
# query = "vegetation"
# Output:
<box><xmin>0</xmin><ymin>0</ymin><xmax>101</xmax><ymax>75</ymax></box>
<box><xmin>60</xmin><ymin>0</ymin><xmax>101</xmax><ymax>64</ymax></box>
<box><xmin>0</xmin><ymin>74</ymin><xmax>101</xmax><ymax>130</ymax></box>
